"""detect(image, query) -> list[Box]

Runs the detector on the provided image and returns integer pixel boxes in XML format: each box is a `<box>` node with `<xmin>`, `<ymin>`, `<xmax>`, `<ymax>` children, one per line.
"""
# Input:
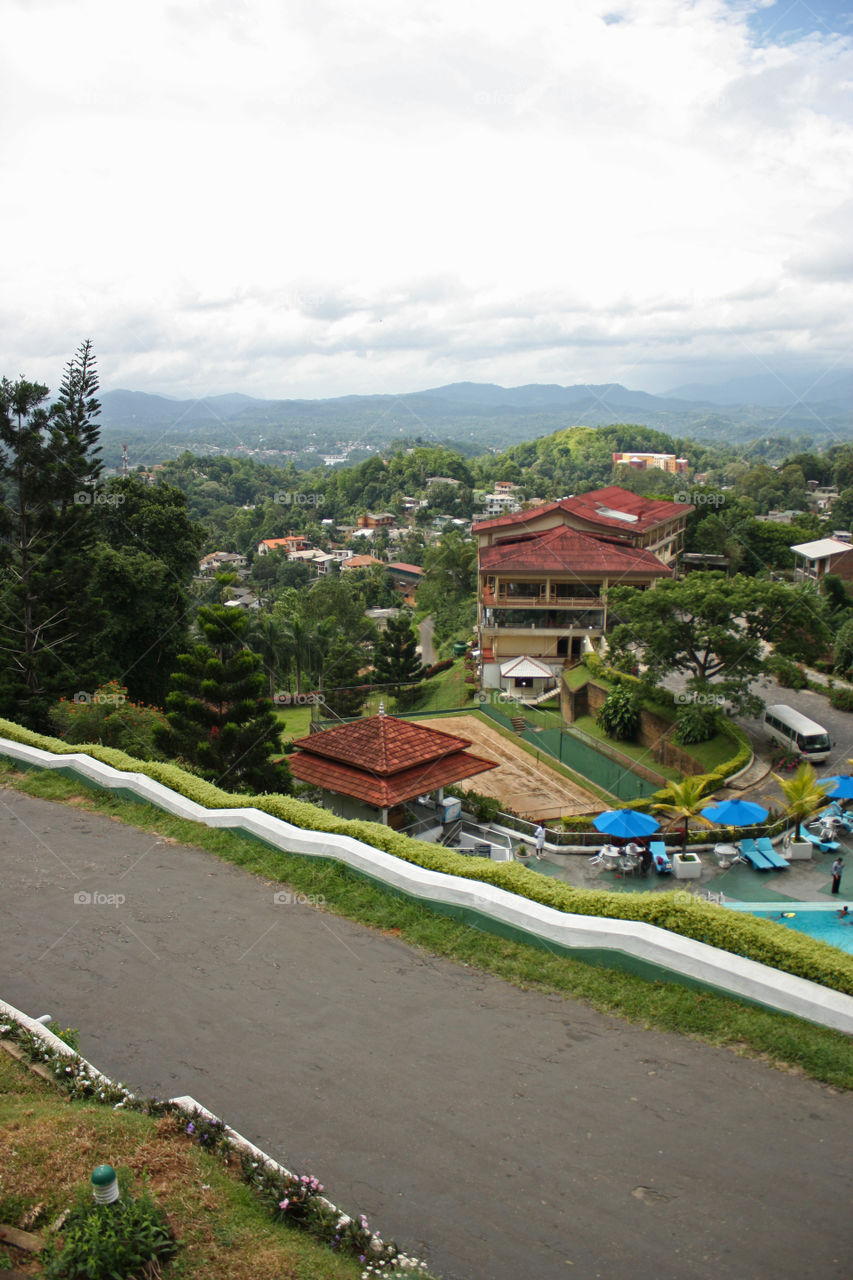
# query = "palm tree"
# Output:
<box><xmin>772</xmin><ymin>763</ymin><xmax>830</xmax><ymax>841</ymax></box>
<box><xmin>245</xmin><ymin>613</ymin><xmax>290</xmax><ymax>699</ymax></box>
<box><xmin>652</xmin><ymin>776</ymin><xmax>713</xmax><ymax>852</ymax></box>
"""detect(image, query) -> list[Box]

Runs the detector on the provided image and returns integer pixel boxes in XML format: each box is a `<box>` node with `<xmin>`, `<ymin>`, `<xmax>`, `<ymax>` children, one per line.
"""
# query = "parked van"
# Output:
<box><xmin>763</xmin><ymin>704</ymin><xmax>831</xmax><ymax>762</ymax></box>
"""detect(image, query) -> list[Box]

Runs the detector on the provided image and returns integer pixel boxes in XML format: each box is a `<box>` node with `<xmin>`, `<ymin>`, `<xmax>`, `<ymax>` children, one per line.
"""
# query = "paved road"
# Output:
<box><xmin>418</xmin><ymin>613</ymin><xmax>436</xmax><ymax>666</ymax></box>
<box><xmin>2</xmin><ymin>787</ymin><xmax>852</xmax><ymax>1280</ymax></box>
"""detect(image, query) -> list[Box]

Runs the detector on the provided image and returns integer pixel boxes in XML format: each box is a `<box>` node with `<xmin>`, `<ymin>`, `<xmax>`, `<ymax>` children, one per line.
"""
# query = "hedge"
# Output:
<box><xmin>0</xmin><ymin>718</ymin><xmax>851</xmax><ymax>999</ymax></box>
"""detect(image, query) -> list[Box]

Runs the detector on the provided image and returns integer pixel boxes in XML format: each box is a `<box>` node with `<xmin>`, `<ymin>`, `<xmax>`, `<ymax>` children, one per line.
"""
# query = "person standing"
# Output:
<box><xmin>534</xmin><ymin>824</ymin><xmax>545</xmax><ymax>860</ymax></box>
<box><xmin>831</xmin><ymin>857</ymin><xmax>844</xmax><ymax>895</ymax></box>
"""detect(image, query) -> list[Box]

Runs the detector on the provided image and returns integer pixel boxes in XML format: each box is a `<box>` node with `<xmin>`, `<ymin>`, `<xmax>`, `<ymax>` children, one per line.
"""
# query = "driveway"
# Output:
<box><xmin>1</xmin><ymin>787</ymin><xmax>852</xmax><ymax>1280</ymax></box>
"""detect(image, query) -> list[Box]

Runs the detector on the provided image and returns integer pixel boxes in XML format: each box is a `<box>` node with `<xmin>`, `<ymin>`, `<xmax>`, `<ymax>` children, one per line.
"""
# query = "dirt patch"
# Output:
<box><xmin>416</xmin><ymin>715</ymin><xmax>601</xmax><ymax>820</ymax></box>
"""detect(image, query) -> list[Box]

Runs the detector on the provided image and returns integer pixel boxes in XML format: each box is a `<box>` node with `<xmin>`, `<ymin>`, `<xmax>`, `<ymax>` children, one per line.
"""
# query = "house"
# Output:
<box><xmin>356</xmin><ymin>512</ymin><xmax>396</xmax><ymax>530</ymax></box>
<box><xmin>288</xmin><ymin>712</ymin><xmax>496</xmax><ymax>825</ymax></box>
<box><xmin>386</xmin><ymin>562</ymin><xmax>425</xmax><ymax>605</ymax></box>
<box><xmin>480</xmin><ymin>490</ymin><xmax>522</xmax><ymax>519</ymax></box>
<box><xmin>472</xmin><ymin>486</ymin><xmax>691</xmax><ymax>688</ymax></box>
<box><xmin>287</xmin><ymin>548</ymin><xmax>336</xmax><ymax>574</ymax></box>
<box><xmin>257</xmin><ymin>536</ymin><xmax>309</xmax><ymax>556</ymax></box>
<box><xmin>791</xmin><ymin>538</ymin><xmax>853</xmax><ymax>585</ymax></box>
<box><xmin>198</xmin><ymin>551</ymin><xmax>248</xmax><ymax>575</ymax></box>
<box><xmin>340</xmin><ymin>554</ymin><xmax>384</xmax><ymax>572</ymax></box>
<box><xmin>498</xmin><ymin>655</ymin><xmax>557</xmax><ymax>703</ymax></box>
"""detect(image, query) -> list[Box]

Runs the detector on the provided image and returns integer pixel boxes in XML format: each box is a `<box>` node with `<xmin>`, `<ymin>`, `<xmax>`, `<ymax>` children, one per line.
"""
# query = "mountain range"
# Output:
<box><xmin>96</xmin><ymin>376</ymin><xmax>853</xmax><ymax>470</ymax></box>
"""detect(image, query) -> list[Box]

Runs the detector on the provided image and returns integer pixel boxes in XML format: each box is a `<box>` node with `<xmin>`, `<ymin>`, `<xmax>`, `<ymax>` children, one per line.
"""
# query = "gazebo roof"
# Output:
<box><xmin>289</xmin><ymin>713</ymin><xmax>497</xmax><ymax>809</ymax></box>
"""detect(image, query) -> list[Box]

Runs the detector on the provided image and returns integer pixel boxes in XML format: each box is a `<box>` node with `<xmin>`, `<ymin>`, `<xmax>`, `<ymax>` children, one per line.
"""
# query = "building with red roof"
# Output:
<box><xmin>472</xmin><ymin>486</ymin><xmax>692</xmax><ymax>689</ymax></box>
<box><xmin>288</xmin><ymin>712</ymin><xmax>496</xmax><ymax>824</ymax></box>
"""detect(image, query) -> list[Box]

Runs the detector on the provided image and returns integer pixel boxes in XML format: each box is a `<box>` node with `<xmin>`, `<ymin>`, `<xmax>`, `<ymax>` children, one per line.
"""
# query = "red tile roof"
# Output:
<box><xmin>479</xmin><ymin>525</ymin><xmax>671</xmax><ymax>576</ymax></box>
<box><xmin>387</xmin><ymin>562</ymin><xmax>425</xmax><ymax>576</ymax></box>
<box><xmin>472</xmin><ymin>486</ymin><xmax>692</xmax><ymax>535</ymax></box>
<box><xmin>289</xmin><ymin>713</ymin><xmax>496</xmax><ymax>808</ymax></box>
<box><xmin>341</xmin><ymin>554</ymin><xmax>384</xmax><ymax>569</ymax></box>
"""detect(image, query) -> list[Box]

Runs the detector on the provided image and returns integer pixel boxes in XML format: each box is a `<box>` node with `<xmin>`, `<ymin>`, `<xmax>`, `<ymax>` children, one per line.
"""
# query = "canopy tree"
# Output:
<box><xmin>608</xmin><ymin>572</ymin><xmax>830</xmax><ymax>716</ymax></box>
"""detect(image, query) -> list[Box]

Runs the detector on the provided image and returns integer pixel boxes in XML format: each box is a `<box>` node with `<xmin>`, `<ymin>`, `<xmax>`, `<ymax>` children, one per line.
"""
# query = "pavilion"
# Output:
<box><xmin>289</xmin><ymin>711</ymin><xmax>497</xmax><ymax>826</ymax></box>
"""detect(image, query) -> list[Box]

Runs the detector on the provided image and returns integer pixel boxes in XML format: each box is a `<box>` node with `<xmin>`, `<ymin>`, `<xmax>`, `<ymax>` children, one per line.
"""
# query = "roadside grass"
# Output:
<box><xmin>2</xmin><ymin>763</ymin><xmax>851</xmax><ymax>1091</ymax></box>
<box><xmin>273</xmin><ymin>705</ymin><xmax>314</xmax><ymax>743</ymax></box>
<box><xmin>0</xmin><ymin>1050</ymin><xmax>363</xmax><ymax>1279</ymax></box>
<box><xmin>400</xmin><ymin>660</ymin><xmax>472</xmax><ymax>713</ymax></box>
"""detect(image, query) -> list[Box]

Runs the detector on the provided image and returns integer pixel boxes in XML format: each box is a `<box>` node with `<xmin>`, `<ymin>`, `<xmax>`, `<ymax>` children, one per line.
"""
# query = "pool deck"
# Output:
<box><xmin>537</xmin><ymin>834</ymin><xmax>851</xmax><ymax>904</ymax></box>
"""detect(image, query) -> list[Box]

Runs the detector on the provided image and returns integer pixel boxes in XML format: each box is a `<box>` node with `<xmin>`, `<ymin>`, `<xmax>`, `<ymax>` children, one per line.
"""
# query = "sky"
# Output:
<box><xmin>2</xmin><ymin>0</ymin><xmax>852</xmax><ymax>402</ymax></box>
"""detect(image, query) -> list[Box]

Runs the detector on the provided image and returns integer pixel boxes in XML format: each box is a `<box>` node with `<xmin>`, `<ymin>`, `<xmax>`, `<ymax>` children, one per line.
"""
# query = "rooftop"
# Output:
<box><xmin>479</xmin><ymin>524</ymin><xmax>672</xmax><ymax>576</ymax></box>
<box><xmin>472</xmin><ymin>486</ymin><xmax>693</xmax><ymax>536</ymax></box>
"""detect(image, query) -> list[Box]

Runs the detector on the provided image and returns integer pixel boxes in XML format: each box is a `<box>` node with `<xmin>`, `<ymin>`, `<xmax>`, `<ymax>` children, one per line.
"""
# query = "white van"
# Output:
<box><xmin>763</xmin><ymin>704</ymin><xmax>831</xmax><ymax>763</ymax></box>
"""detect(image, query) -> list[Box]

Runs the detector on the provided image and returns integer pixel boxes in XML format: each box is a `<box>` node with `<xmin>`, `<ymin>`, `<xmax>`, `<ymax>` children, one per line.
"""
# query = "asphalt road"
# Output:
<box><xmin>1</xmin><ymin>787</ymin><xmax>852</xmax><ymax>1280</ymax></box>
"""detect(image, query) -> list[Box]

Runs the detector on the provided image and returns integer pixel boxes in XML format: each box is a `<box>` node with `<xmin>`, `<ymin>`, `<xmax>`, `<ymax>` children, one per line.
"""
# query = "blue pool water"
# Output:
<box><xmin>729</xmin><ymin>903</ymin><xmax>853</xmax><ymax>953</ymax></box>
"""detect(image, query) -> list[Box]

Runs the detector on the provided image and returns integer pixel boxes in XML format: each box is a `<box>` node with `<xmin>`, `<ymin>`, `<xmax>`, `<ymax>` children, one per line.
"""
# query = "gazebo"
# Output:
<box><xmin>289</xmin><ymin>711</ymin><xmax>497</xmax><ymax>826</ymax></box>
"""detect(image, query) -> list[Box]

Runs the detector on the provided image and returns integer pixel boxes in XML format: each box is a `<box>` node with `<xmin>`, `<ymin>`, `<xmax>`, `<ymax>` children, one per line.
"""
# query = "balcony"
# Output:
<box><xmin>482</xmin><ymin>587</ymin><xmax>602</xmax><ymax>608</ymax></box>
<box><xmin>481</xmin><ymin>608</ymin><xmax>604</xmax><ymax>632</ymax></box>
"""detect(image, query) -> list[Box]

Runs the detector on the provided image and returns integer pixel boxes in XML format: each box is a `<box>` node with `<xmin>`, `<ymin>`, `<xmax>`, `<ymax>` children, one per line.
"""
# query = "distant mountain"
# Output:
<box><xmin>96</xmin><ymin>378</ymin><xmax>853</xmax><ymax>471</ymax></box>
<box><xmin>665</xmin><ymin>371</ymin><xmax>853</xmax><ymax>409</ymax></box>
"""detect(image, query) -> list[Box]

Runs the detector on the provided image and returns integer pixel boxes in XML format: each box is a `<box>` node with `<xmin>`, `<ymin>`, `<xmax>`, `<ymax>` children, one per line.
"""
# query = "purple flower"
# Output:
<box><xmin>186</xmin><ymin>1122</ymin><xmax>195</xmax><ymax>1135</ymax></box>
<box><xmin>279</xmin><ymin>1197</ymin><xmax>290</xmax><ymax>1211</ymax></box>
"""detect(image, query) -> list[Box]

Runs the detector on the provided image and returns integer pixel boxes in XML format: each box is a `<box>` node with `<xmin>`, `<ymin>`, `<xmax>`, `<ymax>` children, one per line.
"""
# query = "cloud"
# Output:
<box><xmin>1</xmin><ymin>0</ymin><xmax>851</xmax><ymax>399</ymax></box>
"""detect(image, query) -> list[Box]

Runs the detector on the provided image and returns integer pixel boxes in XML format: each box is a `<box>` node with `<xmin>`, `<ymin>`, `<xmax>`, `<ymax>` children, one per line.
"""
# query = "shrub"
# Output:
<box><xmin>596</xmin><ymin>684</ymin><xmax>641</xmax><ymax>741</ymax></box>
<box><xmin>48</xmin><ymin>682</ymin><xmax>168</xmax><ymax>762</ymax></box>
<box><xmin>830</xmin><ymin>685</ymin><xmax>853</xmax><ymax>712</ymax></box>
<box><xmin>673</xmin><ymin>704</ymin><xmax>719</xmax><ymax>745</ymax></box>
<box><xmin>762</xmin><ymin>654</ymin><xmax>807</xmax><ymax>689</ymax></box>
<box><xmin>42</xmin><ymin>1179</ymin><xmax>176</xmax><ymax>1280</ymax></box>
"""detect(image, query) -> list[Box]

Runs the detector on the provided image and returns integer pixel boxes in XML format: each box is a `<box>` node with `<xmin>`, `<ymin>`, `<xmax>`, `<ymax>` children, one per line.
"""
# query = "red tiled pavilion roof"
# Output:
<box><xmin>289</xmin><ymin>713</ymin><xmax>497</xmax><ymax>809</ymax></box>
<box><xmin>479</xmin><ymin>524</ymin><xmax>671</xmax><ymax>576</ymax></box>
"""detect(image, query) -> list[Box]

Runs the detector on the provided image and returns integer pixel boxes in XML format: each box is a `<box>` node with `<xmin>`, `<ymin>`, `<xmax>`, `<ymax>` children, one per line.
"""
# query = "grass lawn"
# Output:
<box><xmin>399</xmin><ymin>659</ymin><xmax>473</xmax><ymax>713</ymax></box>
<box><xmin>0</xmin><ymin>1048</ymin><xmax>364</xmax><ymax>1279</ymax></box>
<box><xmin>572</xmin><ymin>714</ymin><xmax>683</xmax><ymax>782</ymax></box>
<box><xmin>274</xmin><ymin>705</ymin><xmax>314</xmax><ymax>743</ymax></box>
<box><xmin>2</xmin><ymin>762</ymin><xmax>851</xmax><ymax>1091</ymax></box>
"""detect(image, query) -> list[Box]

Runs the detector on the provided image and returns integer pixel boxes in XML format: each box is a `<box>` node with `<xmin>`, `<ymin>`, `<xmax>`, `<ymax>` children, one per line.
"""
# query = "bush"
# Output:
<box><xmin>763</xmin><ymin>654</ymin><xmax>807</xmax><ymax>689</ymax></box>
<box><xmin>596</xmin><ymin>684</ymin><xmax>641</xmax><ymax>741</ymax></box>
<box><xmin>829</xmin><ymin>685</ymin><xmax>853</xmax><ymax>712</ymax></box>
<box><xmin>42</xmin><ymin>1180</ymin><xmax>176</xmax><ymax>1280</ymax></box>
<box><xmin>48</xmin><ymin>682</ymin><xmax>167</xmax><ymax>761</ymax></box>
<box><xmin>674</xmin><ymin>704</ymin><xmax>719</xmax><ymax>745</ymax></box>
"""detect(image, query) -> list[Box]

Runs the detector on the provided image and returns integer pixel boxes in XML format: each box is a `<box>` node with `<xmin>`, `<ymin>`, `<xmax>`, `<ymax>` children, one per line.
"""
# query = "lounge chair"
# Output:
<box><xmin>755</xmin><ymin>836</ymin><xmax>790</xmax><ymax>870</ymax></box>
<box><xmin>649</xmin><ymin>841</ymin><xmax>672</xmax><ymax>874</ymax></box>
<box><xmin>738</xmin><ymin>837</ymin><xmax>774</xmax><ymax>870</ymax></box>
<box><xmin>800</xmin><ymin>825</ymin><xmax>841</xmax><ymax>852</ymax></box>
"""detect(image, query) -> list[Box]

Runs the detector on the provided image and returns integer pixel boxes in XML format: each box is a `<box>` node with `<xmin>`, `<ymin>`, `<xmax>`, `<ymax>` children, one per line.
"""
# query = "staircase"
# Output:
<box><xmin>439</xmin><ymin>819</ymin><xmax>463</xmax><ymax>847</ymax></box>
<box><xmin>510</xmin><ymin>715</ymin><xmax>526</xmax><ymax>734</ymax></box>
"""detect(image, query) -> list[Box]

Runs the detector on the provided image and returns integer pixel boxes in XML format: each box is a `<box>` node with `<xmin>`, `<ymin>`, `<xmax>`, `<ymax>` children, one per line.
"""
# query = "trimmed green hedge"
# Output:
<box><xmin>1</xmin><ymin>718</ymin><xmax>851</xmax><ymax>1000</ymax></box>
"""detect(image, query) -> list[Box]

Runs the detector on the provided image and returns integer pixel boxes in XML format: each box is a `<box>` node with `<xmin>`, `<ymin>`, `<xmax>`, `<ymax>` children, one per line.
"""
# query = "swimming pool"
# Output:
<box><xmin>727</xmin><ymin>902</ymin><xmax>853</xmax><ymax>954</ymax></box>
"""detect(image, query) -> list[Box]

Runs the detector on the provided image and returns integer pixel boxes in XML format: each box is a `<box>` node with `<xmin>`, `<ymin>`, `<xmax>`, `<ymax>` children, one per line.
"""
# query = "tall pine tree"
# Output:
<box><xmin>372</xmin><ymin>611</ymin><xmax>425</xmax><ymax>706</ymax></box>
<box><xmin>157</xmin><ymin>605</ymin><xmax>291</xmax><ymax>794</ymax></box>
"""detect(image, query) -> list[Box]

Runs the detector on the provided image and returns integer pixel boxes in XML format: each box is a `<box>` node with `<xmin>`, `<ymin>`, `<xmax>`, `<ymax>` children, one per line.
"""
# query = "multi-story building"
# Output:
<box><xmin>472</xmin><ymin>486</ymin><xmax>693</xmax><ymax>688</ymax></box>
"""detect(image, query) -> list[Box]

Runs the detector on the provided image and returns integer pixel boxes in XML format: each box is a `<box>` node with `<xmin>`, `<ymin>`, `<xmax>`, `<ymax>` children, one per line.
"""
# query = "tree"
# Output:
<box><xmin>372</xmin><ymin>611</ymin><xmax>425</xmax><ymax>700</ymax></box>
<box><xmin>608</xmin><ymin>573</ymin><xmax>830</xmax><ymax>716</ymax></box>
<box><xmin>0</xmin><ymin>344</ymin><xmax>103</xmax><ymax>724</ymax></box>
<box><xmin>652</xmin><ymin>776</ymin><xmax>713</xmax><ymax>851</ymax></box>
<box><xmin>320</xmin><ymin>633</ymin><xmax>367</xmax><ymax>718</ymax></box>
<box><xmin>772</xmin><ymin>764</ymin><xmax>829</xmax><ymax>841</ymax></box>
<box><xmin>596</xmin><ymin>684</ymin><xmax>641</xmax><ymax>741</ymax></box>
<box><xmin>157</xmin><ymin>605</ymin><xmax>290</xmax><ymax>793</ymax></box>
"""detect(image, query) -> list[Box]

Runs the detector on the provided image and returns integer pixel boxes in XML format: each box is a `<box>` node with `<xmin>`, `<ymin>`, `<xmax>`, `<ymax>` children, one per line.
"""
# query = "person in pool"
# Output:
<box><xmin>837</xmin><ymin>905</ymin><xmax>850</xmax><ymax>918</ymax></box>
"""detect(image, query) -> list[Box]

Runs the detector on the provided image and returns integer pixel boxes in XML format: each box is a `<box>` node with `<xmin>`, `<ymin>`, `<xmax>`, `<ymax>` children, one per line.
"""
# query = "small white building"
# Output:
<box><xmin>499</xmin><ymin>655</ymin><xmax>557</xmax><ymax>703</ymax></box>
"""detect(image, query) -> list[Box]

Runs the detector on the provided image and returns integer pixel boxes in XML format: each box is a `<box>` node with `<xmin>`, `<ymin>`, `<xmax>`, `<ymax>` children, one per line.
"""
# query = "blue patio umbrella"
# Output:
<box><xmin>593</xmin><ymin>809</ymin><xmax>660</xmax><ymax>841</ymax></box>
<box><xmin>821</xmin><ymin>776</ymin><xmax>853</xmax><ymax>799</ymax></box>
<box><xmin>700</xmin><ymin>798</ymin><xmax>768</xmax><ymax>827</ymax></box>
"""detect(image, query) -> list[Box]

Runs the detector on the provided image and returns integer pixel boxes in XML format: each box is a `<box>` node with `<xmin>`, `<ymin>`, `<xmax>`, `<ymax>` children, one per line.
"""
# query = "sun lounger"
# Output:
<box><xmin>800</xmin><ymin>826</ymin><xmax>841</xmax><ymax>852</ymax></box>
<box><xmin>755</xmin><ymin>836</ymin><xmax>790</xmax><ymax>870</ymax></box>
<box><xmin>738</xmin><ymin>837</ymin><xmax>775</xmax><ymax>870</ymax></box>
<box><xmin>649</xmin><ymin>841</ymin><xmax>671</xmax><ymax>874</ymax></box>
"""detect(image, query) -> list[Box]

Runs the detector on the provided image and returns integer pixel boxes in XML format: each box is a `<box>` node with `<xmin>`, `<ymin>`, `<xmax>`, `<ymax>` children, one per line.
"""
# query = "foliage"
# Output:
<box><xmin>372</xmin><ymin>611</ymin><xmax>425</xmax><ymax>699</ymax></box>
<box><xmin>829</xmin><ymin>685</ymin><xmax>853</xmax><ymax>712</ymax></box>
<box><xmin>652</xmin><ymin>776</ymin><xmax>712</xmax><ymax>851</ymax></box>
<box><xmin>833</xmin><ymin>616</ymin><xmax>853</xmax><ymax>675</ymax></box>
<box><xmin>0</xmin><ymin>344</ymin><xmax>103</xmax><ymax>725</ymax></box>
<box><xmin>771</xmin><ymin>763</ymin><xmax>830</xmax><ymax>841</ymax></box>
<box><xmin>608</xmin><ymin>572</ymin><xmax>830</xmax><ymax>715</ymax></box>
<box><xmin>595</xmin><ymin>683</ymin><xmax>641</xmax><ymax>741</ymax></box>
<box><xmin>445</xmin><ymin>784</ymin><xmax>501</xmax><ymax>823</ymax></box>
<box><xmin>41</xmin><ymin>1179</ymin><xmax>176</xmax><ymax>1280</ymax></box>
<box><xmin>157</xmin><ymin>605</ymin><xmax>291</xmax><ymax>793</ymax></box>
<box><xmin>48</xmin><ymin>682</ymin><xmax>168</xmax><ymax>760</ymax></box>
<box><xmin>762</xmin><ymin>653</ymin><xmax>807</xmax><ymax>689</ymax></box>
<box><xmin>673</xmin><ymin>702</ymin><xmax>719</xmax><ymax>744</ymax></box>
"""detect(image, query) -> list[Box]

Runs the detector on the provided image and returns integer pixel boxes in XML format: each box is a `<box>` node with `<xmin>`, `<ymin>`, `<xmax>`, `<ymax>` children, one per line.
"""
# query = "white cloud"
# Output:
<box><xmin>1</xmin><ymin>0</ymin><xmax>851</xmax><ymax>398</ymax></box>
